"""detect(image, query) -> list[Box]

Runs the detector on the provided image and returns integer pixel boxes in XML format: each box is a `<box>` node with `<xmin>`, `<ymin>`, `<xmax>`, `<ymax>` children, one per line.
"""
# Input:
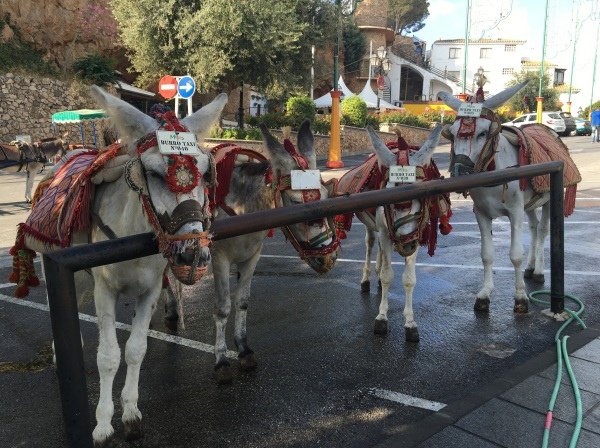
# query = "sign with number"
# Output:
<box><xmin>389</xmin><ymin>165</ymin><xmax>416</xmax><ymax>183</ymax></box>
<box><xmin>158</xmin><ymin>75</ymin><xmax>178</xmax><ymax>99</ymax></box>
<box><xmin>457</xmin><ymin>103</ymin><xmax>483</xmax><ymax>117</ymax></box>
<box><xmin>290</xmin><ymin>170</ymin><xmax>321</xmax><ymax>190</ymax></box>
<box><xmin>156</xmin><ymin>131</ymin><xmax>200</xmax><ymax>155</ymax></box>
<box><xmin>177</xmin><ymin>76</ymin><xmax>196</xmax><ymax>99</ymax></box>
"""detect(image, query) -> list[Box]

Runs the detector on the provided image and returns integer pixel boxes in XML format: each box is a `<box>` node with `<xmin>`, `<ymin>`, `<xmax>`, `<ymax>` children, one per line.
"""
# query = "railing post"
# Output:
<box><xmin>549</xmin><ymin>164</ymin><xmax>565</xmax><ymax>314</ymax></box>
<box><xmin>42</xmin><ymin>255</ymin><xmax>93</xmax><ymax>448</ymax></box>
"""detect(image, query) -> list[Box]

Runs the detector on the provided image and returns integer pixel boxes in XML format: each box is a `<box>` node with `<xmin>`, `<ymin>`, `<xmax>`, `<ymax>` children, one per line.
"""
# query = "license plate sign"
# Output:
<box><xmin>389</xmin><ymin>165</ymin><xmax>416</xmax><ymax>183</ymax></box>
<box><xmin>156</xmin><ymin>131</ymin><xmax>201</xmax><ymax>155</ymax></box>
<box><xmin>291</xmin><ymin>170</ymin><xmax>321</xmax><ymax>190</ymax></box>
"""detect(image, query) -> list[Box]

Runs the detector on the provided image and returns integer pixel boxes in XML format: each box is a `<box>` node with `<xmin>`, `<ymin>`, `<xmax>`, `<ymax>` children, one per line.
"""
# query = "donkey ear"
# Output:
<box><xmin>438</xmin><ymin>91</ymin><xmax>463</xmax><ymax>112</ymax></box>
<box><xmin>90</xmin><ymin>85</ymin><xmax>157</xmax><ymax>146</ymax></box>
<box><xmin>181</xmin><ymin>93</ymin><xmax>228</xmax><ymax>140</ymax></box>
<box><xmin>367</xmin><ymin>126</ymin><xmax>396</xmax><ymax>168</ymax></box>
<box><xmin>410</xmin><ymin>124</ymin><xmax>442</xmax><ymax>167</ymax></box>
<box><xmin>260</xmin><ymin>124</ymin><xmax>293</xmax><ymax>170</ymax></box>
<box><xmin>482</xmin><ymin>80</ymin><xmax>529</xmax><ymax>110</ymax></box>
<box><xmin>297</xmin><ymin>120</ymin><xmax>316</xmax><ymax>169</ymax></box>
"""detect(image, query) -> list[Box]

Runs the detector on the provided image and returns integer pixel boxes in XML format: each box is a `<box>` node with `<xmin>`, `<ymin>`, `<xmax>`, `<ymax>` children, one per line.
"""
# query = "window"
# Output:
<box><xmin>527</xmin><ymin>114</ymin><xmax>537</xmax><ymax>122</ymax></box>
<box><xmin>480</xmin><ymin>48</ymin><xmax>492</xmax><ymax>58</ymax></box>
<box><xmin>554</xmin><ymin>69</ymin><xmax>565</xmax><ymax>86</ymax></box>
<box><xmin>505</xmin><ymin>44</ymin><xmax>516</xmax><ymax>52</ymax></box>
<box><xmin>502</xmin><ymin>68</ymin><xmax>514</xmax><ymax>75</ymax></box>
<box><xmin>449</xmin><ymin>47</ymin><xmax>460</xmax><ymax>59</ymax></box>
<box><xmin>513</xmin><ymin>115</ymin><xmax>526</xmax><ymax>123</ymax></box>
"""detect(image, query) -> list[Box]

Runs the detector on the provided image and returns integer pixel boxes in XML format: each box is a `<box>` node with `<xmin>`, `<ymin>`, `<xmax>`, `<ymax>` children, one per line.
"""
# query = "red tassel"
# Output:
<box><xmin>564</xmin><ymin>184</ymin><xmax>577</xmax><ymax>217</ymax></box>
<box><xmin>162</xmin><ymin>275</ymin><xmax>170</xmax><ymax>289</ymax></box>
<box><xmin>439</xmin><ymin>214</ymin><xmax>453</xmax><ymax>235</ymax></box>
<box><xmin>8</xmin><ymin>271</ymin><xmax>19</xmax><ymax>283</ymax></box>
<box><xmin>15</xmin><ymin>285</ymin><xmax>29</xmax><ymax>299</ymax></box>
<box><xmin>27</xmin><ymin>276</ymin><xmax>40</xmax><ymax>287</ymax></box>
<box><xmin>267</xmin><ymin>228</ymin><xmax>275</xmax><ymax>238</ymax></box>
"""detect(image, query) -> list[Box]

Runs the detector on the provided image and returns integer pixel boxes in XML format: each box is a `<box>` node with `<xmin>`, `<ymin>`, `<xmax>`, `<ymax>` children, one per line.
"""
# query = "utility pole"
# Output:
<box><xmin>589</xmin><ymin>19</ymin><xmax>600</xmax><ymax>119</ymax></box>
<box><xmin>536</xmin><ymin>0</ymin><xmax>550</xmax><ymax>123</ymax></box>
<box><xmin>566</xmin><ymin>0</ymin><xmax>580</xmax><ymax>113</ymax></box>
<box><xmin>459</xmin><ymin>0</ymin><xmax>471</xmax><ymax>100</ymax></box>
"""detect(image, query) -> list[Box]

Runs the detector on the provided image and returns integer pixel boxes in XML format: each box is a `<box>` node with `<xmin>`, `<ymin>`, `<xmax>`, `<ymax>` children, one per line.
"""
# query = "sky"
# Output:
<box><xmin>412</xmin><ymin>0</ymin><xmax>600</xmax><ymax>112</ymax></box>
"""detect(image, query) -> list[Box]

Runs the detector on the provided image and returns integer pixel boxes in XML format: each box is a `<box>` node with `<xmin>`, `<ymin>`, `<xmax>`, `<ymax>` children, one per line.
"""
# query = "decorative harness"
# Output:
<box><xmin>124</xmin><ymin>110</ymin><xmax>212</xmax><ymax>285</ymax></box>
<box><xmin>273</xmin><ymin>139</ymin><xmax>340</xmax><ymax>261</ymax></box>
<box><xmin>443</xmin><ymin>105</ymin><xmax>502</xmax><ymax>178</ymax></box>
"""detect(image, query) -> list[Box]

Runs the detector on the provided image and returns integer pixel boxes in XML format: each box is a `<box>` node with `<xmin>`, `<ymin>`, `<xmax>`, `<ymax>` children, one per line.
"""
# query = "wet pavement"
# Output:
<box><xmin>1</xmin><ymin>136</ymin><xmax>600</xmax><ymax>447</ymax></box>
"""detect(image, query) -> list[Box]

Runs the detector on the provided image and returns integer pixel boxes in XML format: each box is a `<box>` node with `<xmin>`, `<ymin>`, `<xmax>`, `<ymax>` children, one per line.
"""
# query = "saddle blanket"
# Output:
<box><xmin>19</xmin><ymin>145</ymin><xmax>120</xmax><ymax>249</ymax></box>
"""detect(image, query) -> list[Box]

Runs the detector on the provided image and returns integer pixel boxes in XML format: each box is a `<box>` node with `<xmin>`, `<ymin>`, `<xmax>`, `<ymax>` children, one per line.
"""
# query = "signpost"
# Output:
<box><xmin>158</xmin><ymin>75</ymin><xmax>197</xmax><ymax>118</ymax></box>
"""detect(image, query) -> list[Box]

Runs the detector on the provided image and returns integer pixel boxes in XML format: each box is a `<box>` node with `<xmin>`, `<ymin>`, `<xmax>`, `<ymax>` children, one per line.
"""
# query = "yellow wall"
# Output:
<box><xmin>400</xmin><ymin>101</ymin><xmax>455</xmax><ymax>115</ymax></box>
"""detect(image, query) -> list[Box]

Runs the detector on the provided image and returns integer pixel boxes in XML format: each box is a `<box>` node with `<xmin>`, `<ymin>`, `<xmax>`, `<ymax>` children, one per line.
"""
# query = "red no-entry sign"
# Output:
<box><xmin>158</xmin><ymin>75</ymin><xmax>178</xmax><ymax>99</ymax></box>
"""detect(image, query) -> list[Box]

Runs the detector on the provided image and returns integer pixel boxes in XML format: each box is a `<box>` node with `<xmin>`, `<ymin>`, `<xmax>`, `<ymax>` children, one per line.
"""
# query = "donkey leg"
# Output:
<box><xmin>92</xmin><ymin>282</ymin><xmax>120</xmax><ymax>446</ymax></box>
<box><xmin>233</xmin><ymin>250</ymin><xmax>261</xmax><ymax>371</ymax></box>
<box><xmin>508</xmin><ymin>212</ymin><xmax>528</xmax><ymax>313</ymax></box>
<box><xmin>163</xmin><ymin>284</ymin><xmax>179</xmax><ymax>328</ymax></box>
<box><xmin>120</xmin><ymin>286</ymin><xmax>161</xmax><ymax>441</ymax></box>
<box><xmin>474</xmin><ymin>211</ymin><xmax>494</xmax><ymax>312</ymax></box>
<box><xmin>360</xmin><ymin>228</ymin><xmax>377</xmax><ymax>292</ymax></box>
<box><xmin>212</xmin><ymin>259</ymin><xmax>233</xmax><ymax>384</ymax></box>
<box><xmin>403</xmin><ymin>251</ymin><xmax>419</xmax><ymax>342</ymax></box>
<box><xmin>532</xmin><ymin>203</ymin><xmax>550</xmax><ymax>284</ymax></box>
<box><xmin>25</xmin><ymin>169</ymin><xmax>35</xmax><ymax>203</ymax></box>
<box><xmin>374</xmin><ymin>236</ymin><xmax>394</xmax><ymax>335</ymax></box>
<box><xmin>524</xmin><ymin>209</ymin><xmax>539</xmax><ymax>279</ymax></box>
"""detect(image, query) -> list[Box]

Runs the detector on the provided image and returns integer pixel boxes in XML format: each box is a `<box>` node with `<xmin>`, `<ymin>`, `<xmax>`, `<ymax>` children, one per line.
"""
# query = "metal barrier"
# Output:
<box><xmin>42</xmin><ymin>161</ymin><xmax>565</xmax><ymax>447</ymax></box>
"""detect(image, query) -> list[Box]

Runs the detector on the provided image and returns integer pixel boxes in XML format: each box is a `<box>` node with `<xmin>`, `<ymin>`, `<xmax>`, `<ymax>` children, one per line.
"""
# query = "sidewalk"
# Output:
<box><xmin>376</xmin><ymin>326</ymin><xmax>600</xmax><ymax>448</ymax></box>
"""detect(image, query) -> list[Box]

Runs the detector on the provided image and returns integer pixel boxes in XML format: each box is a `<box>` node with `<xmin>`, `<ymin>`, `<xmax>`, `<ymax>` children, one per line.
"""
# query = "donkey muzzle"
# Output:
<box><xmin>159</xmin><ymin>199</ymin><xmax>207</xmax><ymax>234</ymax></box>
<box><xmin>450</xmin><ymin>154</ymin><xmax>475</xmax><ymax>177</ymax></box>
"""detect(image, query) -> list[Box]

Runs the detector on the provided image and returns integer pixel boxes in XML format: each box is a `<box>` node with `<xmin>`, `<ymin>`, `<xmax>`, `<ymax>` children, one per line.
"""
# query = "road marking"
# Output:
<box><xmin>0</xmin><ymin>293</ymin><xmax>237</xmax><ymax>359</ymax></box>
<box><xmin>0</xmin><ymin>283</ymin><xmax>15</xmax><ymax>289</ymax></box>
<box><xmin>348</xmin><ymin>221</ymin><xmax>599</xmax><ymax>226</ymax></box>
<box><xmin>259</xmin><ymin>254</ymin><xmax>600</xmax><ymax>276</ymax></box>
<box><xmin>368</xmin><ymin>388</ymin><xmax>446</xmax><ymax>411</ymax></box>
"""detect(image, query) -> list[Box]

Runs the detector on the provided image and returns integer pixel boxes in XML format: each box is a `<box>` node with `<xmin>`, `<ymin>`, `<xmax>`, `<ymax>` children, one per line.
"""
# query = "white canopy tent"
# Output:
<box><xmin>313</xmin><ymin>76</ymin><xmax>355</xmax><ymax>108</ymax></box>
<box><xmin>357</xmin><ymin>79</ymin><xmax>400</xmax><ymax>110</ymax></box>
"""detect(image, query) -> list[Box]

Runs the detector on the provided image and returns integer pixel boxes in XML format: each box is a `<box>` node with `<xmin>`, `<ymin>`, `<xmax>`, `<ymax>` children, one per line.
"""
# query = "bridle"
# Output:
<box><xmin>444</xmin><ymin>107</ymin><xmax>502</xmax><ymax>177</ymax></box>
<box><xmin>125</xmin><ymin>110</ymin><xmax>212</xmax><ymax>285</ymax></box>
<box><xmin>272</xmin><ymin>139</ymin><xmax>340</xmax><ymax>260</ymax></box>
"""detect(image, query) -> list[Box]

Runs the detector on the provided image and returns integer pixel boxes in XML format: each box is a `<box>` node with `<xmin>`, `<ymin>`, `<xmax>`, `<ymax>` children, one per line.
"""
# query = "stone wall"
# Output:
<box><xmin>0</xmin><ymin>73</ymin><xmax>113</xmax><ymax>146</ymax></box>
<box><xmin>204</xmin><ymin>124</ymin><xmax>443</xmax><ymax>159</ymax></box>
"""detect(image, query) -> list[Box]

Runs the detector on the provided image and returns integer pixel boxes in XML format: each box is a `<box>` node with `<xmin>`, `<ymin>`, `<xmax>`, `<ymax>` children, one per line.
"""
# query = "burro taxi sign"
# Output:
<box><xmin>156</xmin><ymin>130</ymin><xmax>201</xmax><ymax>155</ymax></box>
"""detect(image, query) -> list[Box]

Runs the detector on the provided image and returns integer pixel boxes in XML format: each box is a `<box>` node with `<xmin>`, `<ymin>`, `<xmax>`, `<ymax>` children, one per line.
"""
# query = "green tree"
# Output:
<box><xmin>341</xmin><ymin>96</ymin><xmax>367</xmax><ymax>127</ymax></box>
<box><xmin>286</xmin><ymin>96</ymin><xmax>316</xmax><ymax>128</ymax></box>
<box><xmin>388</xmin><ymin>0</ymin><xmax>429</xmax><ymax>35</ymax></box>
<box><xmin>343</xmin><ymin>18</ymin><xmax>366</xmax><ymax>76</ymax></box>
<box><xmin>506</xmin><ymin>70</ymin><xmax>560</xmax><ymax>113</ymax></box>
<box><xmin>581</xmin><ymin>101</ymin><xmax>600</xmax><ymax>119</ymax></box>
<box><xmin>72</xmin><ymin>54</ymin><xmax>118</xmax><ymax>86</ymax></box>
<box><xmin>111</xmin><ymin>0</ymin><xmax>335</xmax><ymax>94</ymax></box>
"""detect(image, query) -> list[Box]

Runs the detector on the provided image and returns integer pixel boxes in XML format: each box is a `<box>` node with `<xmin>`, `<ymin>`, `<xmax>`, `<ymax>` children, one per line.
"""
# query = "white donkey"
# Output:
<box><xmin>439</xmin><ymin>81</ymin><xmax>550</xmax><ymax>314</ymax></box>
<box><xmin>337</xmin><ymin>125</ymin><xmax>445</xmax><ymax>341</ymax></box>
<box><xmin>40</xmin><ymin>87</ymin><xmax>226</xmax><ymax>446</ymax></box>
<box><xmin>166</xmin><ymin>121</ymin><xmax>340</xmax><ymax>383</ymax></box>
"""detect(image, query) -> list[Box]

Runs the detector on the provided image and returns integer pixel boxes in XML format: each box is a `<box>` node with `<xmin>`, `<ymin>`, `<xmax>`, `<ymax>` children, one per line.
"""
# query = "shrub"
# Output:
<box><xmin>244</xmin><ymin>128</ymin><xmax>262</xmax><ymax>140</ymax></box>
<box><xmin>72</xmin><ymin>53</ymin><xmax>118</xmax><ymax>86</ymax></box>
<box><xmin>378</xmin><ymin>111</ymin><xmax>429</xmax><ymax>129</ymax></box>
<box><xmin>286</xmin><ymin>96</ymin><xmax>316</xmax><ymax>128</ymax></box>
<box><xmin>252</xmin><ymin>112</ymin><xmax>292</xmax><ymax>130</ymax></box>
<box><xmin>312</xmin><ymin>115</ymin><xmax>331</xmax><ymax>135</ymax></box>
<box><xmin>0</xmin><ymin>21</ymin><xmax>56</xmax><ymax>76</ymax></box>
<box><xmin>420</xmin><ymin>111</ymin><xmax>456</xmax><ymax>125</ymax></box>
<box><xmin>341</xmin><ymin>96</ymin><xmax>367</xmax><ymax>127</ymax></box>
<box><xmin>365</xmin><ymin>114</ymin><xmax>380</xmax><ymax>130</ymax></box>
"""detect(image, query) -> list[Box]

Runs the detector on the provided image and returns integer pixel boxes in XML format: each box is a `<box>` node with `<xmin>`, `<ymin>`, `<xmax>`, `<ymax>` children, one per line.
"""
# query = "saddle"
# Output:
<box><xmin>0</xmin><ymin>141</ymin><xmax>47</xmax><ymax>170</ymax></box>
<box><xmin>502</xmin><ymin>124</ymin><xmax>581</xmax><ymax>216</ymax></box>
<box><xmin>9</xmin><ymin>144</ymin><xmax>123</xmax><ymax>297</ymax></box>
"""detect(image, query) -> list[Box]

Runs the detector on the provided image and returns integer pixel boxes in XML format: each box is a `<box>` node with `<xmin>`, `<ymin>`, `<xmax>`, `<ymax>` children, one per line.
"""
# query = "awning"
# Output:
<box><xmin>51</xmin><ymin>109</ymin><xmax>107</xmax><ymax>124</ymax></box>
<box><xmin>314</xmin><ymin>76</ymin><xmax>355</xmax><ymax>108</ymax></box>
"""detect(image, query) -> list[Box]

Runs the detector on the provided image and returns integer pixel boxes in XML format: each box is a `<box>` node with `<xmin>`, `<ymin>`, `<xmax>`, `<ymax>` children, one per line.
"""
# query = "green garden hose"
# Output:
<box><xmin>528</xmin><ymin>290</ymin><xmax>586</xmax><ymax>448</ymax></box>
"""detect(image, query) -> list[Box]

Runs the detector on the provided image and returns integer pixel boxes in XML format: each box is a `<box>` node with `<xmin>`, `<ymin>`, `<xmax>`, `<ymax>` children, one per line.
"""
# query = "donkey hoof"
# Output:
<box><xmin>93</xmin><ymin>432</ymin><xmax>116</xmax><ymax>448</ymax></box>
<box><xmin>405</xmin><ymin>327</ymin><xmax>420</xmax><ymax>343</ymax></box>
<box><xmin>123</xmin><ymin>418</ymin><xmax>143</xmax><ymax>442</ymax></box>
<box><xmin>214</xmin><ymin>362</ymin><xmax>233</xmax><ymax>385</ymax></box>
<box><xmin>374</xmin><ymin>319</ymin><xmax>388</xmax><ymax>335</ymax></box>
<box><xmin>524</xmin><ymin>268</ymin><xmax>534</xmax><ymax>279</ymax></box>
<box><xmin>239</xmin><ymin>350</ymin><xmax>257</xmax><ymax>371</ymax></box>
<box><xmin>360</xmin><ymin>281</ymin><xmax>370</xmax><ymax>292</ymax></box>
<box><xmin>532</xmin><ymin>273</ymin><xmax>545</xmax><ymax>284</ymax></box>
<box><xmin>474</xmin><ymin>298</ymin><xmax>490</xmax><ymax>313</ymax></box>
<box><xmin>514</xmin><ymin>301</ymin><xmax>529</xmax><ymax>314</ymax></box>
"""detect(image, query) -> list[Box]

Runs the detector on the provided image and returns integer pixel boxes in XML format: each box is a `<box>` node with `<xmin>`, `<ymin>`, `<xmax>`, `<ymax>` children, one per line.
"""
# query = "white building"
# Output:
<box><xmin>429</xmin><ymin>38</ymin><xmax>526</xmax><ymax>96</ymax></box>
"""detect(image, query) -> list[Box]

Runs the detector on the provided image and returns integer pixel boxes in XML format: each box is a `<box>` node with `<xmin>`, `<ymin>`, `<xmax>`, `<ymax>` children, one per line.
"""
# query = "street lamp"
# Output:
<box><xmin>370</xmin><ymin>46</ymin><xmax>391</xmax><ymax>111</ymax></box>
<box><xmin>326</xmin><ymin>0</ymin><xmax>362</xmax><ymax>169</ymax></box>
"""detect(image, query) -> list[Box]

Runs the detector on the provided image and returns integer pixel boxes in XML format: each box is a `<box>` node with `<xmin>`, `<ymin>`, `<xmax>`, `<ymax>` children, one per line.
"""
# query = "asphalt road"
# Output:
<box><xmin>1</xmin><ymin>136</ymin><xmax>599</xmax><ymax>447</ymax></box>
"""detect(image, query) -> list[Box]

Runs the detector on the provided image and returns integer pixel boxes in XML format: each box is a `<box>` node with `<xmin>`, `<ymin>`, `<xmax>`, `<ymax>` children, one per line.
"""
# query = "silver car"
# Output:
<box><xmin>503</xmin><ymin>112</ymin><xmax>566</xmax><ymax>133</ymax></box>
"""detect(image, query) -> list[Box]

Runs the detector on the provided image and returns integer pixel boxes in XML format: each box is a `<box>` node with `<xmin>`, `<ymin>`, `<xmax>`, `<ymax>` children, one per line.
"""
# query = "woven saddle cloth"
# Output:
<box><xmin>21</xmin><ymin>146</ymin><xmax>120</xmax><ymax>250</ymax></box>
<box><xmin>503</xmin><ymin>124</ymin><xmax>581</xmax><ymax>193</ymax></box>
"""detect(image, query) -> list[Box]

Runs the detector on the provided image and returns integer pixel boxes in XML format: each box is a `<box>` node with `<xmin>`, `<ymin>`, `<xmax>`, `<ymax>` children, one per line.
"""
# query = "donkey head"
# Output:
<box><xmin>439</xmin><ymin>81</ymin><xmax>528</xmax><ymax>176</ymax></box>
<box><xmin>260</xmin><ymin>121</ymin><xmax>339</xmax><ymax>273</ymax></box>
<box><xmin>90</xmin><ymin>85</ymin><xmax>228</xmax><ymax>283</ymax></box>
<box><xmin>367</xmin><ymin>125</ymin><xmax>442</xmax><ymax>254</ymax></box>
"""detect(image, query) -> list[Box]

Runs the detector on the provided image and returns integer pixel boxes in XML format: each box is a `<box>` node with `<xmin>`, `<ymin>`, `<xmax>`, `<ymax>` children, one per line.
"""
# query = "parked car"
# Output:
<box><xmin>503</xmin><ymin>112</ymin><xmax>566</xmax><ymax>134</ymax></box>
<box><xmin>559</xmin><ymin>112</ymin><xmax>576</xmax><ymax>136</ymax></box>
<box><xmin>574</xmin><ymin>117</ymin><xmax>592</xmax><ymax>136</ymax></box>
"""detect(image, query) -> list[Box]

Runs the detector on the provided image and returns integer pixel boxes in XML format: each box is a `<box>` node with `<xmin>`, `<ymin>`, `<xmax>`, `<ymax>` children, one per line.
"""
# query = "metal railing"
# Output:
<box><xmin>43</xmin><ymin>161</ymin><xmax>565</xmax><ymax>447</ymax></box>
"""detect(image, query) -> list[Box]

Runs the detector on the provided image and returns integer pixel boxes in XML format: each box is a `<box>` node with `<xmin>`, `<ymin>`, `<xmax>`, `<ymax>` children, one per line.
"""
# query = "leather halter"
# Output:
<box><xmin>273</xmin><ymin>139</ymin><xmax>340</xmax><ymax>259</ymax></box>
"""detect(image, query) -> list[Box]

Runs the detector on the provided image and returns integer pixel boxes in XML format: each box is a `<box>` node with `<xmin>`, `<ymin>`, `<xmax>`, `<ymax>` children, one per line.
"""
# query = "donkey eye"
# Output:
<box><xmin>477</xmin><ymin>131</ymin><xmax>487</xmax><ymax>139</ymax></box>
<box><xmin>148</xmin><ymin>171</ymin><xmax>163</xmax><ymax>180</ymax></box>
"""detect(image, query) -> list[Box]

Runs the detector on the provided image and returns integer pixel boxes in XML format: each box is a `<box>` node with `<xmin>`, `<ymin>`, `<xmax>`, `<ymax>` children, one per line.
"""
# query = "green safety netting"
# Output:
<box><xmin>51</xmin><ymin>109</ymin><xmax>107</xmax><ymax>124</ymax></box>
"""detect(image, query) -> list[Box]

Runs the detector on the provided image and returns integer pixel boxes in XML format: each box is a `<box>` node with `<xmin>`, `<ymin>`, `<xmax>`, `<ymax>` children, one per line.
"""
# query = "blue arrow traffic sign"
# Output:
<box><xmin>177</xmin><ymin>76</ymin><xmax>196</xmax><ymax>99</ymax></box>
